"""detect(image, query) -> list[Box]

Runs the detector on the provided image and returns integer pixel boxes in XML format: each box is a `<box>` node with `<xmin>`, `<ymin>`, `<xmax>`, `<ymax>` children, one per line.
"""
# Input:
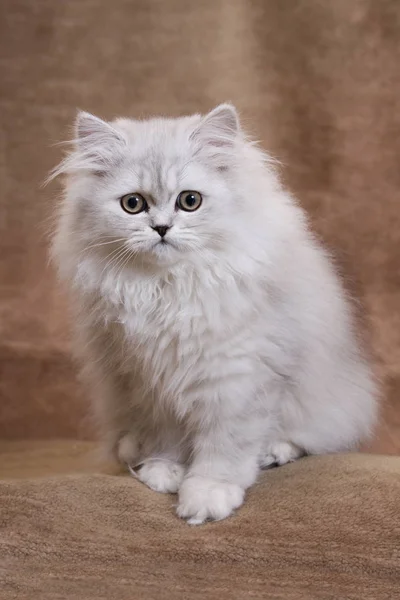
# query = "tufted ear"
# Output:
<box><xmin>74</xmin><ymin>111</ymin><xmax>126</xmax><ymax>168</ymax></box>
<box><xmin>191</xmin><ymin>103</ymin><xmax>240</xmax><ymax>148</ymax></box>
<box><xmin>46</xmin><ymin>112</ymin><xmax>127</xmax><ymax>182</ymax></box>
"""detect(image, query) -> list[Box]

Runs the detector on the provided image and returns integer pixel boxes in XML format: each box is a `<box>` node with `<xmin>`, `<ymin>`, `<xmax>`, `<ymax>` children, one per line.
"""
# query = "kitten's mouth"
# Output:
<box><xmin>155</xmin><ymin>238</ymin><xmax>175</xmax><ymax>249</ymax></box>
<box><xmin>149</xmin><ymin>237</ymin><xmax>180</xmax><ymax>256</ymax></box>
<box><xmin>155</xmin><ymin>239</ymin><xmax>168</xmax><ymax>248</ymax></box>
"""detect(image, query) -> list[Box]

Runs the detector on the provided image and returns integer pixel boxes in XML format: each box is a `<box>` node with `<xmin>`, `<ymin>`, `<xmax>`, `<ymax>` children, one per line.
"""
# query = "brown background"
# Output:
<box><xmin>0</xmin><ymin>0</ymin><xmax>399</xmax><ymax>452</ymax></box>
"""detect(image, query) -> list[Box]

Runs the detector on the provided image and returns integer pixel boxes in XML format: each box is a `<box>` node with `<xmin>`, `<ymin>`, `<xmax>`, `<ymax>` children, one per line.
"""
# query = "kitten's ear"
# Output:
<box><xmin>47</xmin><ymin>112</ymin><xmax>127</xmax><ymax>182</ymax></box>
<box><xmin>192</xmin><ymin>104</ymin><xmax>240</xmax><ymax>148</ymax></box>
<box><xmin>75</xmin><ymin>112</ymin><xmax>121</xmax><ymax>144</ymax></box>
<box><xmin>74</xmin><ymin>111</ymin><xmax>126</xmax><ymax>170</ymax></box>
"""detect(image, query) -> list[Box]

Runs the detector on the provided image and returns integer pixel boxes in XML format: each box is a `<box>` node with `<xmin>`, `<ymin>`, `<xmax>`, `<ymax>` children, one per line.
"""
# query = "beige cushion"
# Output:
<box><xmin>1</xmin><ymin>441</ymin><xmax>399</xmax><ymax>599</ymax></box>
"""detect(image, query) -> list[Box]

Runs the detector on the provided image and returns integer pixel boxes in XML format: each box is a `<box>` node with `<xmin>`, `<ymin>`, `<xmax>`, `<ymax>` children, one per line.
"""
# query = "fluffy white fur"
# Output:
<box><xmin>50</xmin><ymin>104</ymin><xmax>378</xmax><ymax>524</ymax></box>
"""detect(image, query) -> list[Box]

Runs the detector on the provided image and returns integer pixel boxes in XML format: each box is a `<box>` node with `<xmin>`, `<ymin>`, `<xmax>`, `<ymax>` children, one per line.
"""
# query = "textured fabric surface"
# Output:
<box><xmin>0</xmin><ymin>0</ymin><xmax>399</xmax><ymax>449</ymax></box>
<box><xmin>0</xmin><ymin>441</ymin><xmax>399</xmax><ymax>600</ymax></box>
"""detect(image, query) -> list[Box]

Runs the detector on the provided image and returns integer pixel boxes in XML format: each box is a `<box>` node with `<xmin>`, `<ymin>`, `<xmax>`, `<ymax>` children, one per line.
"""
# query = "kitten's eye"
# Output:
<box><xmin>176</xmin><ymin>191</ymin><xmax>202</xmax><ymax>212</ymax></box>
<box><xmin>120</xmin><ymin>193</ymin><xmax>147</xmax><ymax>214</ymax></box>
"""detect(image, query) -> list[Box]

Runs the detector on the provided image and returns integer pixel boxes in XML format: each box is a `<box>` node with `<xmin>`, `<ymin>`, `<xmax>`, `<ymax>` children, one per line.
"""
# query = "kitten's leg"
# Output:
<box><xmin>260</xmin><ymin>441</ymin><xmax>304</xmax><ymax>469</ymax></box>
<box><xmin>177</xmin><ymin>413</ymin><xmax>264</xmax><ymax>524</ymax></box>
<box><xmin>97</xmin><ymin>376</ymin><xmax>185</xmax><ymax>492</ymax></box>
<box><xmin>85</xmin><ymin>333</ymin><xmax>184</xmax><ymax>494</ymax></box>
<box><xmin>102</xmin><ymin>394</ymin><xmax>186</xmax><ymax>493</ymax></box>
<box><xmin>130</xmin><ymin>424</ymin><xmax>187</xmax><ymax>494</ymax></box>
<box><xmin>116</xmin><ymin>421</ymin><xmax>186</xmax><ymax>493</ymax></box>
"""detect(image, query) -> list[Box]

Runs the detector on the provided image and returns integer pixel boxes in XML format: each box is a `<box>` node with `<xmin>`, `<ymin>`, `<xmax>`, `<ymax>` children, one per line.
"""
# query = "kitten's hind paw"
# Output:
<box><xmin>117</xmin><ymin>433</ymin><xmax>140</xmax><ymax>464</ymax></box>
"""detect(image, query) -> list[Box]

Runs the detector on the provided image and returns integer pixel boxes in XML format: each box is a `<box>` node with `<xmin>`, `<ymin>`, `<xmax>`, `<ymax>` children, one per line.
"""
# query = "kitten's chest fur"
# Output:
<box><xmin>94</xmin><ymin>266</ymin><xmax>267</xmax><ymax>407</ymax></box>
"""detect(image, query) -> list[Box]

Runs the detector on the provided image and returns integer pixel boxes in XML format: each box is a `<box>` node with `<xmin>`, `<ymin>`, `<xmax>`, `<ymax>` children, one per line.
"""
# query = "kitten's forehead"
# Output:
<box><xmin>114</xmin><ymin>115</ymin><xmax>199</xmax><ymax>158</ymax></box>
<box><xmin>135</xmin><ymin>158</ymin><xmax>181</xmax><ymax>199</ymax></box>
<box><xmin>113</xmin><ymin>115</ymin><xmax>200</xmax><ymax>198</ymax></box>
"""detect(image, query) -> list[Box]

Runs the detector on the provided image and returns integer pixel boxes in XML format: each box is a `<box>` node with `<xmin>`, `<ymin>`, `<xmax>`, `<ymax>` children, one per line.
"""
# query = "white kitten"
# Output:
<box><xmin>50</xmin><ymin>104</ymin><xmax>378</xmax><ymax>524</ymax></box>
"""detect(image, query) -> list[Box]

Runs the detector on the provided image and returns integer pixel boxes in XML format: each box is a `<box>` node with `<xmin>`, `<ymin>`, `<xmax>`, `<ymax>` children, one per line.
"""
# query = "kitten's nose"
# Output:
<box><xmin>152</xmin><ymin>225</ymin><xmax>170</xmax><ymax>238</ymax></box>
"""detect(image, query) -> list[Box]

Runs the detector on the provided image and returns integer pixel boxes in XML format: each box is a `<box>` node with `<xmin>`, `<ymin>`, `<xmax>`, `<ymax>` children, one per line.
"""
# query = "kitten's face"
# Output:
<box><xmin>60</xmin><ymin>105</ymin><xmax>247</xmax><ymax>269</ymax></box>
<box><xmin>86</xmin><ymin>141</ymin><xmax>235</xmax><ymax>266</ymax></box>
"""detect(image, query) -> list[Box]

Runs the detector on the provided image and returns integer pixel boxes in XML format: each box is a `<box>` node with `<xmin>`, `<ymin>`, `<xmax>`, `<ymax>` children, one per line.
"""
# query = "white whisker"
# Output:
<box><xmin>79</xmin><ymin>237</ymin><xmax>128</xmax><ymax>257</ymax></box>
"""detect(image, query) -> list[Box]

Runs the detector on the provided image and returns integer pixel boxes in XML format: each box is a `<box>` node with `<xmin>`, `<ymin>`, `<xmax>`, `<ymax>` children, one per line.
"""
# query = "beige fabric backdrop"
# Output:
<box><xmin>0</xmin><ymin>0</ymin><xmax>399</xmax><ymax>452</ymax></box>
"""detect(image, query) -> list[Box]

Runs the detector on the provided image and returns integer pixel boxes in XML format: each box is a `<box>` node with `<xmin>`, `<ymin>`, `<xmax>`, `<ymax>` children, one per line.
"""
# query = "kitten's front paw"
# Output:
<box><xmin>261</xmin><ymin>441</ymin><xmax>303</xmax><ymax>468</ymax></box>
<box><xmin>177</xmin><ymin>476</ymin><xmax>244</xmax><ymax>525</ymax></box>
<box><xmin>136</xmin><ymin>460</ymin><xmax>185</xmax><ymax>494</ymax></box>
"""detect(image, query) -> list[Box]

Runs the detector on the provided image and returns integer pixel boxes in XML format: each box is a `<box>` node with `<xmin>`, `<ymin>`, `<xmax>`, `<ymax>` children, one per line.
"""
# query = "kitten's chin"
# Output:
<box><xmin>143</xmin><ymin>239</ymin><xmax>184</xmax><ymax>266</ymax></box>
<box><xmin>132</xmin><ymin>239</ymin><xmax>200</xmax><ymax>269</ymax></box>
